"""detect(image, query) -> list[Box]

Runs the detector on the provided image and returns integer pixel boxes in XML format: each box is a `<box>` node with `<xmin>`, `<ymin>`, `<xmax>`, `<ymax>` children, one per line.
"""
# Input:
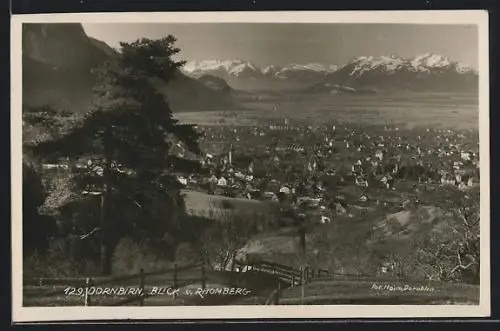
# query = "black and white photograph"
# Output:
<box><xmin>11</xmin><ymin>11</ymin><xmax>490</xmax><ymax>321</ymax></box>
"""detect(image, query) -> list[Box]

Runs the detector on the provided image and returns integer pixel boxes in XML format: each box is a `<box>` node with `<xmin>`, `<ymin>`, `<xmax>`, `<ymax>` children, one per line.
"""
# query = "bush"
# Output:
<box><xmin>23</xmin><ymin>237</ymin><xmax>100</xmax><ymax>278</ymax></box>
<box><xmin>111</xmin><ymin>237</ymin><xmax>174</xmax><ymax>275</ymax></box>
<box><xmin>220</xmin><ymin>199</ymin><xmax>235</xmax><ymax>210</ymax></box>
<box><xmin>175</xmin><ymin>242</ymin><xmax>200</xmax><ymax>265</ymax></box>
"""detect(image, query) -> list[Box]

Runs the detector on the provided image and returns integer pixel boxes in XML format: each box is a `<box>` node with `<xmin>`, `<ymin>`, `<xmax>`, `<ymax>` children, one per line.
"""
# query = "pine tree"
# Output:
<box><xmin>26</xmin><ymin>36</ymin><xmax>202</xmax><ymax>275</ymax></box>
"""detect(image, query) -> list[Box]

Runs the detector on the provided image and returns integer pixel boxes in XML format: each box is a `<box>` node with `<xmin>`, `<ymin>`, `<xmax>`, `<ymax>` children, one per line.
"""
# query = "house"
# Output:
<box><xmin>42</xmin><ymin>164</ymin><xmax>69</xmax><ymax>170</ymax></box>
<box><xmin>217</xmin><ymin>177</ymin><xmax>227</xmax><ymax>187</ymax></box>
<box><xmin>308</xmin><ymin>198</ymin><xmax>321</xmax><ymax>207</ymax></box>
<box><xmin>234</xmin><ymin>171</ymin><xmax>245</xmax><ymax>180</ymax></box>
<box><xmin>209</xmin><ymin>175</ymin><xmax>218</xmax><ymax>184</ymax></box>
<box><xmin>176</xmin><ymin>176</ymin><xmax>188</xmax><ymax>186</ymax></box>
<box><xmin>355</xmin><ymin>177</ymin><xmax>369</xmax><ymax>187</ymax></box>
<box><xmin>297</xmin><ymin>197</ymin><xmax>311</xmax><ymax>205</ymax></box>
<box><xmin>263</xmin><ymin>192</ymin><xmax>276</xmax><ymax>200</ymax></box>
<box><xmin>279</xmin><ymin>186</ymin><xmax>291</xmax><ymax>195</ymax></box>
<box><xmin>320</xmin><ymin>216</ymin><xmax>331</xmax><ymax>224</ymax></box>
<box><xmin>326</xmin><ymin>169</ymin><xmax>336</xmax><ymax>176</ymax></box>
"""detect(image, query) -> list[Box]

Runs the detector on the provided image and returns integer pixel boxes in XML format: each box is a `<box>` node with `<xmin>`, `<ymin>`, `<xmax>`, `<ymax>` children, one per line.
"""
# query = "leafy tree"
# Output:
<box><xmin>26</xmin><ymin>36</ymin><xmax>202</xmax><ymax>275</ymax></box>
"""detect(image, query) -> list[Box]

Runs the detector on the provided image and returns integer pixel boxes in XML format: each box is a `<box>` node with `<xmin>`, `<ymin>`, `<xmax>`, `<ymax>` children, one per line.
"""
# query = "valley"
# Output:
<box><xmin>176</xmin><ymin>91</ymin><xmax>479</xmax><ymax>130</ymax></box>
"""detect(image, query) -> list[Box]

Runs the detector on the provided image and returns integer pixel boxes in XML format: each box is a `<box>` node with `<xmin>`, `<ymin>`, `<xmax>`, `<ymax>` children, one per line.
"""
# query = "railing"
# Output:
<box><xmin>23</xmin><ymin>262</ymin><xmax>207</xmax><ymax>306</ymax></box>
<box><xmin>232</xmin><ymin>260</ymin><xmax>331</xmax><ymax>305</ymax></box>
<box><xmin>233</xmin><ymin>259</ymin><xmax>402</xmax><ymax>305</ymax></box>
<box><xmin>232</xmin><ymin>260</ymin><xmax>334</xmax><ymax>286</ymax></box>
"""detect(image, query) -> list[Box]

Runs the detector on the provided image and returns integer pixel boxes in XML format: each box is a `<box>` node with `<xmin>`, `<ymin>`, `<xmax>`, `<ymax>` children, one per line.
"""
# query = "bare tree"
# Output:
<box><xmin>195</xmin><ymin>202</ymin><xmax>257</xmax><ymax>271</ymax></box>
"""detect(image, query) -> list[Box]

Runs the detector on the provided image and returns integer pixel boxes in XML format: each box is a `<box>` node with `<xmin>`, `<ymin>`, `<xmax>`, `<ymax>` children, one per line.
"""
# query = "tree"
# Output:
<box><xmin>26</xmin><ymin>37</ymin><xmax>202</xmax><ymax>275</ymax></box>
<box><xmin>414</xmin><ymin>187</ymin><xmax>480</xmax><ymax>283</ymax></box>
<box><xmin>22</xmin><ymin>159</ymin><xmax>58</xmax><ymax>255</ymax></box>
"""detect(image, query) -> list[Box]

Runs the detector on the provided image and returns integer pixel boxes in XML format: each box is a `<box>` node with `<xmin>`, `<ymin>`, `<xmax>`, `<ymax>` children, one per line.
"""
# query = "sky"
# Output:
<box><xmin>82</xmin><ymin>23</ymin><xmax>478</xmax><ymax>68</ymax></box>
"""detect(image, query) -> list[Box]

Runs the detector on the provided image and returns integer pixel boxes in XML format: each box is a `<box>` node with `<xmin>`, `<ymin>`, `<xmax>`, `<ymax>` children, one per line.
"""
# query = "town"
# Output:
<box><xmin>173</xmin><ymin>117</ymin><xmax>479</xmax><ymax>225</ymax></box>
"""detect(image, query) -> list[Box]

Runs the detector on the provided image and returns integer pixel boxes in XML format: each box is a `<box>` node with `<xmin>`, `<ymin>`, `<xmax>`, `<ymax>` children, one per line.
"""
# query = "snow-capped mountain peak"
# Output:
<box><xmin>345</xmin><ymin>53</ymin><xmax>474</xmax><ymax>76</ymax></box>
<box><xmin>410</xmin><ymin>53</ymin><xmax>452</xmax><ymax>69</ymax></box>
<box><xmin>348</xmin><ymin>55</ymin><xmax>406</xmax><ymax>77</ymax></box>
<box><xmin>181</xmin><ymin>54</ymin><xmax>477</xmax><ymax>92</ymax></box>
<box><xmin>182</xmin><ymin>59</ymin><xmax>261</xmax><ymax>78</ymax></box>
<box><xmin>262</xmin><ymin>64</ymin><xmax>281</xmax><ymax>75</ymax></box>
<box><xmin>183</xmin><ymin>60</ymin><xmax>339</xmax><ymax>80</ymax></box>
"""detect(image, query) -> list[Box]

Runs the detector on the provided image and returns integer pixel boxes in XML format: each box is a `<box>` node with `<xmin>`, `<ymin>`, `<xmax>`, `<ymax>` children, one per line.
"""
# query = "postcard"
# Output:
<box><xmin>11</xmin><ymin>10</ymin><xmax>490</xmax><ymax>322</ymax></box>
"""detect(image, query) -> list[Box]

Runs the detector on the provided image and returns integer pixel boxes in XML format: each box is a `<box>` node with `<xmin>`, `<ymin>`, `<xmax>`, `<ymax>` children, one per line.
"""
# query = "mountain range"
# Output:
<box><xmin>182</xmin><ymin>55</ymin><xmax>478</xmax><ymax>92</ymax></box>
<box><xmin>182</xmin><ymin>60</ymin><xmax>339</xmax><ymax>90</ymax></box>
<box><xmin>21</xmin><ymin>23</ymin><xmax>478</xmax><ymax>117</ymax></box>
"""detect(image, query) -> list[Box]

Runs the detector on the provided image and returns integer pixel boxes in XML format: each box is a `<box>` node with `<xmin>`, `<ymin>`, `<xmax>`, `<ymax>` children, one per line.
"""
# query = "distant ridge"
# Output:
<box><xmin>182</xmin><ymin>55</ymin><xmax>478</xmax><ymax>93</ymax></box>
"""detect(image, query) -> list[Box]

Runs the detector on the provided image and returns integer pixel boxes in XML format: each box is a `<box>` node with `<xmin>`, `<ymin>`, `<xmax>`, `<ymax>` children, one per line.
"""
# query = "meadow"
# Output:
<box><xmin>175</xmin><ymin>92</ymin><xmax>479</xmax><ymax>130</ymax></box>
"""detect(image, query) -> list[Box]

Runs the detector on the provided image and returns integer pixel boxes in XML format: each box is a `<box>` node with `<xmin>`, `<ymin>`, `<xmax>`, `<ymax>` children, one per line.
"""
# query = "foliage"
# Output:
<box><xmin>22</xmin><ymin>160</ymin><xmax>58</xmax><ymax>255</ymax></box>
<box><xmin>111</xmin><ymin>237</ymin><xmax>175</xmax><ymax>275</ymax></box>
<box><xmin>23</xmin><ymin>237</ymin><xmax>101</xmax><ymax>278</ymax></box>
<box><xmin>25</xmin><ymin>36</ymin><xmax>201</xmax><ymax>275</ymax></box>
<box><xmin>379</xmin><ymin>186</ymin><xmax>480</xmax><ymax>283</ymax></box>
<box><xmin>414</xmin><ymin>187</ymin><xmax>480</xmax><ymax>283</ymax></box>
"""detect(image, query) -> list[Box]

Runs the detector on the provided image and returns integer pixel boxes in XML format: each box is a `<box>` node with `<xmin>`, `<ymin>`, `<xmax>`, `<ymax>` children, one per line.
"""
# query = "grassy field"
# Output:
<box><xmin>278</xmin><ymin>279</ymin><xmax>480</xmax><ymax>305</ymax></box>
<box><xmin>175</xmin><ymin>92</ymin><xmax>478</xmax><ymax>130</ymax></box>
<box><xmin>183</xmin><ymin>190</ymin><xmax>278</xmax><ymax>218</ymax></box>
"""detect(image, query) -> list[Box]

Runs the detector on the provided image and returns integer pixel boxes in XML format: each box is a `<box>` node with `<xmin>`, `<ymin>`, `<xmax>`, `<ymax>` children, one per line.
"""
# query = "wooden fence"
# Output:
<box><xmin>233</xmin><ymin>260</ymin><xmax>332</xmax><ymax>285</ymax></box>
<box><xmin>25</xmin><ymin>258</ymin><xmax>404</xmax><ymax>306</ymax></box>
<box><xmin>23</xmin><ymin>262</ymin><xmax>207</xmax><ymax>306</ymax></box>
<box><xmin>232</xmin><ymin>259</ymin><xmax>403</xmax><ymax>305</ymax></box>
<box><xmin>231</xmin><ymin>259</ymin><xmax>331</xmax><ymax>305</ymax></box>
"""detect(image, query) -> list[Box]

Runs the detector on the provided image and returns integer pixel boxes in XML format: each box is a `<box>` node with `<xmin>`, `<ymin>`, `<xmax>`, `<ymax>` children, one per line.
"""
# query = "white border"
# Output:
<box><xmin>11</xmin><ymin>10</ymin><xmax>490</xmax><ymax>322</ymax></box>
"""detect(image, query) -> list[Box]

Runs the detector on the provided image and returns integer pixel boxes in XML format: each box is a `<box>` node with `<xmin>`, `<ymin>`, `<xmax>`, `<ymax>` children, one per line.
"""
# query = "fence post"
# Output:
<box><xmin>291</xmin><ymin>273</ymin><xmax>295</xmax><ymax>287</ymax></box>
<box><xmin>84</xmin><ymin>277</ymin><xmax>92</xmax><ymax>307</ymax></box>
<box><xmin>173</xmin><ymin>263</ymin><xmax>178</xmax><ymax>300</ymax></box>
<box><xmin>275</xmin><ymin>282</ymin><xmax>281</xmax><ymax>305</ymax></box>
<box><xmin>201</xmin><ymin>261</ymin><xmax>206</xmax><ymax>290</ymax></box>
<box><xmin>139</xmin><ymin>268</ymin><xmax>145</xmax><ymax>306</ymax></box>
<box><xmin>173</xmin><ymin>263</ymin><xmax>178</xmax><ymax>288</ymax></box>
<box><xmin>300</xmin><ymin>267</ymin><xmax>303</xmax><ymax>285</ymax></box>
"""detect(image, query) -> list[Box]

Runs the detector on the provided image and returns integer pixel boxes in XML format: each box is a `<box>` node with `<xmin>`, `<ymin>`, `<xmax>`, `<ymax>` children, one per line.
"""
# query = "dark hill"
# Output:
<box><xmin>22</xmin><ymin>23</ymin><xmax>235</xmax><ymax>113</ymax></box>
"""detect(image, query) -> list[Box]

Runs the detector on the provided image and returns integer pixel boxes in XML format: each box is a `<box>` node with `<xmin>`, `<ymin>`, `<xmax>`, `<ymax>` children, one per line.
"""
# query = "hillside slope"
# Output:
<box><xmin>22</xmin><ymin>23</ymin><xmax>235</xmax><ymax>113</ymax></box>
